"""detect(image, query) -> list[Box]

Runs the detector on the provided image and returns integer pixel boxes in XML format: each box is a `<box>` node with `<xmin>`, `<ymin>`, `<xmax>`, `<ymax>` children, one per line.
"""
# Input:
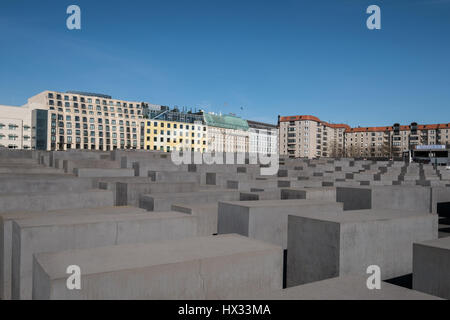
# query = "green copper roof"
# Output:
<box><xmin>203</xmin><ymin>113</ymin><xmax>249</xmax><ymax>131</ymax></box>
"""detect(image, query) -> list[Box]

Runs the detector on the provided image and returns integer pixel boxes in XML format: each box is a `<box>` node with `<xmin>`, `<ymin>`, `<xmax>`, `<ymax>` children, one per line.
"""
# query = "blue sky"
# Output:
<box><xmin>0</xmin><ymin>0</ymin><xmax>449</xmax><ymax>126</ymax></box>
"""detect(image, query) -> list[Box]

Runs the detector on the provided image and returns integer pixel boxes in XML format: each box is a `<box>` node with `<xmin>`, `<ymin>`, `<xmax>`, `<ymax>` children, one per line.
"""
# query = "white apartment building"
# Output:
<box><xmin>247</xmin><ymin>120</ymin><xmax>278</xmax><ymax>155</ymax></box>
<box><xmin>345</xmin><ymin>123</ymin><xmax>450</xmax><ymax>158</ymax></box>
<box><xmin>0</xmin><ymin>105</ymin><xmax>32</xmax><ymax>149</ymax></box>
<box><xmin>279</xmin><ymin>115</ymin><xmax>348</xmax><ymax>158</ymax></box>
<box><xmin>27</xmin><ymin>90</ymin><xmax>147</xmax><ymax>151</ymax></box>
<box><xmin>279</xmin><ymin>115</ymin><xmax>450</xmax><ymax>159</ymax></box>
<box><xmin>204</xmin><ymin>113</ymin><xmax>249</xmax><ymax>153</ymax></box>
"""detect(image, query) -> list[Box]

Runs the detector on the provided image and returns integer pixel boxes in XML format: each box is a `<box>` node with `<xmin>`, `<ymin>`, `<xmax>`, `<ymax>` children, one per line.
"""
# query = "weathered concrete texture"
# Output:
<box><xmin>171</xmin><ymin>203</ymin><xmax>218</xmax><ymax>236</ymax></box>
<box><xmin>0</xmin><ymin>177</ymin><xmax>94</xmax><ymax>194</ymax></box>
<box><xmin>0</xmin><ymin>190</ymin><xmax>114</xmax><ymax>214</ymax></box>
<box><xmin>116</xmin><ymin>181</ymin><xmax>199</xmax><ymax>206</ymax></box>
<box><xmin>336</xmin><ymin>186</ymin><xmax>432</xmax><ymax>212</ymax></box>
<box><xmin>239</xmin><ymin>189</ymin><xmax>282</xmax><ymax>201</ymax></box>
<box><xmin>0</xmin><ymin>166</ymin><xmax>64</xmax><ymax>174</ymax></box>
<box><xmin>32</xmin><ymin>234</ymin><xmax>283</xmax><ymax>300</ymax></box>
<box><xmin>148</xmin><ymin>170</ymin><xmax>201</xmax><ymax>184</ymax></box>
<box><xmin>0</xmin><ymin>206</ymin><xmax>145</xmax><ymax>300</ymax></box>
<box><xmin>218</xmin><ymin>200</ymin><xmax>343</xmax><ymax>249</ymax></box>
<box><xmin>74</xmin><ymin>168</ymin><xmax>135</xmax><ymax>178</ymax></box>
<box><xmin>140</xmin><ymin>190</ymin><xmax>240</xmax><ymax>212</ymax></box>
<box><xmin>131</xmin><ymin>160</ymin><xmax>189</xmax><ymax>176</ymax></box>
<box><xmin>336</xmin><ymin>187</ymin><xmax>372</xmax><ymax>210</ymax></box>
<box><xmin>1</xmin><ymin>150</ymin><xmax>448</xmax><ymax>300</ymax></box>
<box><xmin>431</xmin><ymin>187</ymin><xmax>450</xmax><ymax>214</ymax></box>
<box><xmin>248</xmin><ymin>275</ymin><xmax>441</xmax><ymax>300</ymax></box>
<box><xmin>12</xmin><ymin>210</ymin><xmax>197</xmax><ymax>299</ymax></box>
<box><xmin>281</xmin><ymin>187</ymin><xmax>336</xmax><ymax>201</ymax></box>
<box><xmin>287</xmin><ymin>209</ymin><xmax>438</xmax><ymax>287</ymax></box>
<box><xmin>413</xmin><ymin>237</ymin><xmax>450</xmax><ymax>299</ymax></box>
<box><xmin>226</xmin><ymin>179</ymin><xmax>278</xmax><ymax>192</ymax></box>
<box><xmin>62</xmin><ymin>159</ymin><xmax>120</xmax><ymax>174</ymax></box>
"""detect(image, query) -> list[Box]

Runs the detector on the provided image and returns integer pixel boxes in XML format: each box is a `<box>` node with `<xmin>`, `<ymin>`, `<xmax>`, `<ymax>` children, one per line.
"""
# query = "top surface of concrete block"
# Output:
<box><xmin>293</xmin><ymin>208</ymin><xmax>431</xmax><ymax>223</ymax></box>
<box><xmin>415</xmin><ymin>236</ymin><xmax>450</xmax><ymax>250</ymax></box>
<box><xmin>220</xmin><ymin>199</ymin><xmax>336</xmax><ymax>208</ymax></box>
<box><xmin>0</xmin><ymin>206</ymin><xmax>145</xmax><ymax>221</ymax></box>
<box><xmin>251</xmin><ymin>275</ymin><xmax>440</xmax><ymax>300</ymax></box>
<box><xmin>35</xmin><ymin>234</ymin><xmax>281</xmax><ymax>280</ymax></box>
<box><xmin>14</xmin><ymin>211</ymin><xmax>188</xmax><ymax>228</ymax></box>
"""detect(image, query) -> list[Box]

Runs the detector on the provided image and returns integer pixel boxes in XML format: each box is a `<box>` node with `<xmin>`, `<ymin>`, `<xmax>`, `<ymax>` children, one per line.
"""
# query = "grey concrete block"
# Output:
<box><xmin>337</xmin><ymin>186</ymin><xmax>433</xmax><ymax>212</ymax></box>
<box><xmin>0</xmin><ymin>206</ymin><xmax>144</xmax><ymax>300</ymax></box>
<box><xmin>218</xmin><ymin>200</ymin><xmax>343</xmax><ymax>249</ymax></box>
<box><xmin>171</xmin><ymin>203</ymin><xmax>218</xmax><ymax>236</ymax></box>
<box><xmin>32</xmin><ymin>234</ymin><xmax>283</xmax><ymax>300</ymax></box>
<box><xmin>0</xmin><ymin>190</ymin><xmax>114</xmax><ymax>214</ymax></box>
<box><xmin>12</xmin><ymin>211</ymin><xmax>197</xmax><ymax>299</ymax></box>
<box><xmin>413</xmin><ymin>237</ymin><xmax>450</xmax><ymax>299</ymax></box>
<box><xmin>74</xmin><ymin>168</ymin><xmax>135</xmax><ymax>178</ymax></box>
<box><xmin>249</xmin><ymin>275</ymin><xmax>441</xmax><ymax>300</ymax></box>
<box><xmin>116</xmin><ymin>181</ymin><xmax>199</xmax><ymax>206</ymax></box>
<box><xmin>287</xmin><ymin>209</ymin><xmax>438</xmax><ymax>287</ymax></box>
<box><xmin>140</xmin><ymin>190</ymin><xmax>240</xmax><ymax>212</ymax></box>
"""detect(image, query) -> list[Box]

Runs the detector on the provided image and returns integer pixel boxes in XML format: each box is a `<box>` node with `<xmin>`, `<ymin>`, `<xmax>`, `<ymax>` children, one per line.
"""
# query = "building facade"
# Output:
<box><xmin>0</xmin><ymin>105</ymin><xmax>32</xmax><ymax>149</ymax></box>
<box><xmin>144</xmin><ymin>119</ymin><xmax>207</xmax><ymax>152</ymax></box>
<box><xmin>247</xmin><ymin>120</ymin><xmax>278</xmax><ymax>155</ymax></box>
<box><xmin>278</xmin><ymin>115</ymin><xmax>348</xmax><ymax>158</ymax></box>
<box><xmin>279</xmin><ymin>114</ymin><xmax>450</xmax><ymax>159</ymax></box>
<box><xmin>27</xmin><ymin>90</ymin><xmax>146</xmax><ymax>151</ymax></box>
<box><xmin>204</xmin><ymin>113</ymin><xmax>249</xmax><ymax>153</ymax></box>
<box><xmin>345</xmin><ymin>123</ymin><xmax>450</xmax><ymax>158</ymax></box>
<box><xmin>144</xmin><ymin>107</ymin><xmax>207</xmax><ymax>152</ymax></box>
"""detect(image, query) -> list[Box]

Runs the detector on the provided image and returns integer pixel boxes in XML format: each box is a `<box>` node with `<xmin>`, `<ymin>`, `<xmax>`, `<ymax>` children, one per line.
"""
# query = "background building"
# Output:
<box><xmin>247</xmin><ymin>120</ymin><xmax>278</xmax><ymax>155</ymax></box>
<box><xmin>144</xmin><ymin>107</ymin><xmax>207</xmax><ymax>152</ymax></box>
<box><xmin>0</xmin><ymin>105</ymin><xmax>32</xmax><ymax>149</ymax></box>
<box><xmin>204</xmin><ymin>113</ymin><xmax>249</xmax><ymax>153</ymax></box>
<box><xmin>27</xmin><ymin>90</ymin><xmax>146</xmax><ymax>151</ymax></box>
<box><xmin>345</xmin><ymin>123</ymin><xmax>450</xmax><ymax>158</ymax></box>
<box><xmin>278</xmin><ymin>115</ymin><xmax>349</xmax><ymax>158</ymax></box>
<box><xmin>279</xmin><ymin>114</ymin><xmax>450</xmax><ymax>159</ymax></box>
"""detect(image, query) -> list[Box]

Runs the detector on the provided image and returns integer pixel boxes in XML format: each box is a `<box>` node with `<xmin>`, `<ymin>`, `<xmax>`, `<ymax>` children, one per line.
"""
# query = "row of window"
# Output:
<box><xmin>52</xmin><ymin>113</ymin><xmax>140</xmax><ymax>126</ymax></box>
<box><xmin>49</xmin><ymin>107</ymin><xmax>143</xmax><ymax>120</ymax></box>
<box><xmin>146</xmin><ymin>121</ymin><xmax>205</xmax><ymax>131</ymax></box>
<box><xmin>0</xmin><ymin>124</ymin><xmax>30</xmax><ymax>130</ymax></box>
<box><xmin>49</xmin><ymin>101</ymin><xmax>142</xmax><ymax>115</ymax></box>
<box><xmin>146</xmin><ymin>136</ymin><xmax>206</xmax><ymax>144</ymax></box>
<box><xmin>0</xmin><ymin>144</ymin><xmax>31</xmax><ymax>149</ymax></box>
<box><xmin>52</xmin><ymin>130</ymin><xmax>138</xmax><ymax>139</ymax></box>
<box><xmin>146</xmin><ymin>129</ymin><xmax>205</xmax><ymax>138</ymax></box>
<box><xmin>145</xmin><ymin>145</ymin><xmax>206</xmax><ymax>152</ymax></box>
<box><xmin>47</xmin><ymin>93</ymin><xmax>141</xmax><ymax>108</ymax></box>
<box><xmin>0</xmin><ymin>134</ymin><xmax>21</xmax><ymax>140</ymax></box>
<box><xmin>52</xmin><ymin>136</ymin><xmax>139</xmax><ymax>145</ymax></box>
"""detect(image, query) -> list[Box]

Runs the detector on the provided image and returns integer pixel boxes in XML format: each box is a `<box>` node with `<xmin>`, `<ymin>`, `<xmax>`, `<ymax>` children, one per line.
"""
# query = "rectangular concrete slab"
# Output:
<box><xmin>287</xmin><ymin>209</ymin><xmax>438</xmax><ymax>287</ymax></box>
<box><xmin>171</xmin><ymin>203</ymin><xmax>218</xmax><ymax>236</ymax></box>
<box><xmin>140</xmin><ymin>190</ymin><xmax>239</xmax><ymax>212</ymax></box>
<box><xmin>74</xmin><ymin>168</ymin><xmax>135</xmax><ymax>178</ymax></box>
<box><xmin>413</xmin><ymin>237</ymin><xmax>450</xmax><ymax>299</ymax></box>
<box><xmin>218</xmin><ymin>199</ymin><xmax>344</xmax><ymax>249</ymax></box>
<box><xmin>336</xmin><ymin>186</ymin><xmax>432</xmax><ymax>212</ymax></box>
<box><xmin>32</xmin><ymin>234</ymin><xmax>283</xmax><ymax>300</ymax></box>
<box><xmin>0</xmin><ymin>190</ymin><xmax>114</xmax><ymax>214</ymax></box>
<box><xmin>0</xmin><ymin>206</ymin><xmax>146</xmax><ymax>300</ymax></box>
<box><xmin>12</xmin><ymin>211</ymin><xmax>197</xmax><ymax>299</ymax></box>
<box><xmin>248</xmin><ymin>275</ymin><xmax>441</xmax><ymax>300</ymax></box>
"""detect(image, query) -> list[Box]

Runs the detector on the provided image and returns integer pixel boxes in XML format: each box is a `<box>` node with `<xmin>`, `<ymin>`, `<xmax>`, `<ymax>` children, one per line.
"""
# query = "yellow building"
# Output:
<box><xmin>144</xmin><ymin>119</ymin><xmax>207</xmax><ymax>152</ymax></box>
